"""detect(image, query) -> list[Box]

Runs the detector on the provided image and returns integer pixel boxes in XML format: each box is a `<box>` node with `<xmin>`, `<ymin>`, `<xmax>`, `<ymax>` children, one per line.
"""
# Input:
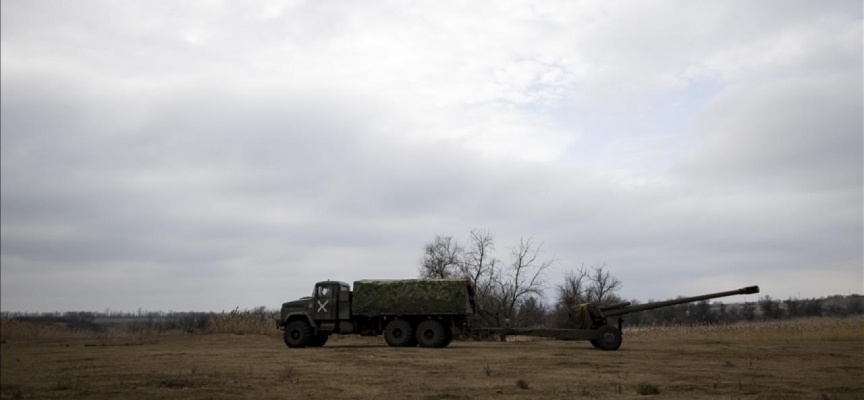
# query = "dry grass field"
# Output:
<box><xmin>1</xmin><ymin>317</ymin><xmax>862</xmax><ymax>400</ymax></box>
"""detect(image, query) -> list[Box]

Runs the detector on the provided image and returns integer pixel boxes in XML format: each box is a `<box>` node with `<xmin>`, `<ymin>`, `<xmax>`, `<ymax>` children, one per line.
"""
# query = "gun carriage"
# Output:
<box><xmin>475</xmin><ymin>285</ymin><xmax>760</xmax><ymax>350</ymax></box>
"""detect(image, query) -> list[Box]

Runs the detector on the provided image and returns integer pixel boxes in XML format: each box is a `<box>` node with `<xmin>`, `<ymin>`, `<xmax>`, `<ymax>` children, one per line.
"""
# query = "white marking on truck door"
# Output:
<box><xmin>317</xmin><ymin>300</ymin><xmax>328</xmax><ymax>313</ymax></box>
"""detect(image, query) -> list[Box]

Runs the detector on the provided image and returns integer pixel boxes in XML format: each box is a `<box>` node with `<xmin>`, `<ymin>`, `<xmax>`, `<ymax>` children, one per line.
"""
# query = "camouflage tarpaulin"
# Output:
<box><xmin>352</xmin><ymin>279</ymin><xmax>472</xmax><ymax>317</ymax></box>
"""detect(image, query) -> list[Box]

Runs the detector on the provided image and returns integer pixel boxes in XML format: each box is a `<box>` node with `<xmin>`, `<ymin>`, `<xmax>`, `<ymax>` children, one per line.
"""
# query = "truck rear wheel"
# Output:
<box><xmin>384</xmin><ymin>320</ymin><xmax>415</xmax><ymax>347</ymax></box>
<box><xmin>416</xmin><ymin>320</ymin><xmax>447</xmax><ymax>348</ymax></box>
<box><xmin>308</xmin><ymin>334</ymin><xmax>329</xmax><ymax>347</ymax></box>
<box><xmin>440</xmin><ymin>326</ymin><xmax>453</xmax><ymax>348</ymax></box>
<box><xmin>284</xmin><ymin>320</ymin><xmax>313</xmax><ymax>348</ymax></box>
<box><xmin>594</xmin><ymin>325</ymin><xmax>622</xmax><ymax>351</ymax></box>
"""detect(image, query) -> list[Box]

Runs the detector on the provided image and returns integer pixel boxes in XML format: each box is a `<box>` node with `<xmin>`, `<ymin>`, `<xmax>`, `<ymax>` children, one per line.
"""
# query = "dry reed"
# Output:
<box><xmin>625</xmin><ymin>316</ymin><xmax>864</xmax><ymax>342</ymax></box>
<box><xmin>205</xmin><ymin>307</ymin><xmax>281</xmax><ymax>339</ymax></box>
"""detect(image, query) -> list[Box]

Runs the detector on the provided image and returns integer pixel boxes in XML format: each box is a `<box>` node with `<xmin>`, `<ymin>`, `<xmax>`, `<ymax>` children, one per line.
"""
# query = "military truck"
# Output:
<box><xmin>279</xmin><ymin>279</ymin><xmax>476</xmax><ymax>348</ymax></box>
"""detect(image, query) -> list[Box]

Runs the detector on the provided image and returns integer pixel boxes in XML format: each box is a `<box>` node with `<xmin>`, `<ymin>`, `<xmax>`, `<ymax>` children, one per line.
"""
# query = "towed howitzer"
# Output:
<box><xmin>571</xmin><ymin>285</ymin><xmax>761</xmax><ymax>330</ymax></box>
<box><xmin>478</xmin><ymin>285</ymin><xmax>760</xmax><ymax>351</ymax></box>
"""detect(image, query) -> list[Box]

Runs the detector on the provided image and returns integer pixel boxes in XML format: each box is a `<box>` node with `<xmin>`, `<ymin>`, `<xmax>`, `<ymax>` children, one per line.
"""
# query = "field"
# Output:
<box><xmin>1</xmin><ymin>318</ymin><xmax>863</xmax><ymax>400</ymax></box>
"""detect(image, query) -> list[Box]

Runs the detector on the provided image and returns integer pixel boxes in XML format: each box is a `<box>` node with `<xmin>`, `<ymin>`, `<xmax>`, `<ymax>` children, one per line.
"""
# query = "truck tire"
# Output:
<box><xmin>309</xmin><ymin>334</ymin><xmax>329</xmax><ymax>347</ymax></box>
<box><xmin>593</xmin><ymin>325</ymin><xmax>622</xmax><ymax>351</ymax></box>
<box><xmin>440</xmin><ymin>326</ymin><xmax>453</xmax><ymax>348</ymax></box>
<box><xmin>384</xmin><ymin>320</ymin><xmax>415</xmax><ymax>347</ymax></box>
<box><xmin>416</xmin><ymin>320</ymin><xmax>447</xmax><ymax>348</ymax></box>
<box><xmin>284</xmin><ymin>320</ymin><xmax>313</xmax><ymax>348</ymax></box>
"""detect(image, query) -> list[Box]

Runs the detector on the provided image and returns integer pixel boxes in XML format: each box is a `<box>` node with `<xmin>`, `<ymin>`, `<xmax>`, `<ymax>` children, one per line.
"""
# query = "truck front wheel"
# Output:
<box><xmin>416</xmin><ymin>320</ymin><xmax>447</xmax><ymax>348</ymax></box>
<box><xmin>284</xmin><ymin>320</ymin><xmax>313</xmax><ymax>348</ymax></box>
<box><xmin>384</xmin><ymin>320</ymin><xmax>416</xmax><ymax>347</ymax></box>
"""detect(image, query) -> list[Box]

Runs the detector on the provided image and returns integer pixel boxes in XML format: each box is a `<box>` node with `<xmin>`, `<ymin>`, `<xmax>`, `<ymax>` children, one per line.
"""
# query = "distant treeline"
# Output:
<box><xmin>0</xmin><ymin>306</ymin><xmax>275</xmax><ymax>319</ymax></box>
<box><xmin>0</xmin><ymin>307</ymin><xmax>278</xmax><ymax>334</ymax></box>
<box><xmin>624</xmin><ymin>294</ymin><xmax>863</xmax><ymax>327</ymax></box>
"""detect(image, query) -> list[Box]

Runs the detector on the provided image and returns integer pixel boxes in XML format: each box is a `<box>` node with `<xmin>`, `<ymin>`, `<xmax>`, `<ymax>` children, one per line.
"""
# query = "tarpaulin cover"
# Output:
<box><xmin>352</xmin><ymin>279</ymin><xmax>471</xmax><ymax>317</ymax></box>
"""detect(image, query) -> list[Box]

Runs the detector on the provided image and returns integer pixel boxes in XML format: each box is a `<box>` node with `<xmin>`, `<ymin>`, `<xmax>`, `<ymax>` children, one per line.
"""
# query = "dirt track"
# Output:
<box><xmin>1</xmin><ymin>332</ymin><xmax>862</xmax><ymax>400</ymax></box>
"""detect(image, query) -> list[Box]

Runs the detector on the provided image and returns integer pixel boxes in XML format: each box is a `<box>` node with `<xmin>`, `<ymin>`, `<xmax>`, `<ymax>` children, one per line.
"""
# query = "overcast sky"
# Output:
<box><xmin>1</xmin><ymin>1</ymin><xmax>861</xmax><ymax>313</ymax></box>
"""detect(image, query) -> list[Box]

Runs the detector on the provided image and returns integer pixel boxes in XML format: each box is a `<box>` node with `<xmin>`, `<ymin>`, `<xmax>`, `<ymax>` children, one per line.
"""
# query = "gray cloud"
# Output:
<box><xmin>1</xmin><ymin>1</ymin><xmax>861</xmax><ymax>311</ymax></box>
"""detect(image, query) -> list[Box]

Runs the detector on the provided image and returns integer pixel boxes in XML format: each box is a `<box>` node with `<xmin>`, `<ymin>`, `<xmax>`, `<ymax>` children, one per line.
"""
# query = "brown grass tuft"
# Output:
<box><xmin>205</xmin><ymin>307</ymin><xmax>281</xmax><ymax>338</ymax></box>
<box><xmin>636</xmin><ymin>382</ymin><xmax>660</xmax><ymax>395</ymax></box>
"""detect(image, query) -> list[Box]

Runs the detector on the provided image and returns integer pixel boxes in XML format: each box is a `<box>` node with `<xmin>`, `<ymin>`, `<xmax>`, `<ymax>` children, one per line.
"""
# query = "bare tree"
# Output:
<box><xmin>460</xmin><ymin>229</ymin><xmax>497</xmax><ymax>294</ymax></box>
<box><xmin>418</xmin><ymin>235</ymin><xmax>463</xmax><ymax>278</ymax></box>
<box><xmin>586</xmin><ymin>264</ymin><xmax>622</xmax><ymax>303</ymax></box>
<box><xmin>553</xmin><ymin>265</ymin><xmax>589</xmax><ymax>327</ymax></box>
<box><xmin>515</xmin><ymin>296</ymin><xmax>548</xmax><ymax>328</ymax></box>
<box><xmin>418</xmin><ymin>231</ymin><xmax>555</xmax><ymax>331</ymax></box>
<box><xmin>492</xmin><ymin>237</ymin><xmax>554</xmax><ymax>326</ymax></box>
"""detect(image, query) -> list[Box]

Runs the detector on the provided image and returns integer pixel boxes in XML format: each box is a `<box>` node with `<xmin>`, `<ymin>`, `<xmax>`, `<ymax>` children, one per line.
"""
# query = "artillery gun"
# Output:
<box><xmin>476</xmin><ymin>285</ymin><xmax>760</xmax><ymax>351</ymax></box>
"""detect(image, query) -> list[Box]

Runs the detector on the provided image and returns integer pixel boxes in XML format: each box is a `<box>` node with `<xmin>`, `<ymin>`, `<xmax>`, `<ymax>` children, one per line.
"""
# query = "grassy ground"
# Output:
<box><xmin>1</xmin><ymin>317</ymin><xmax>862</xmax><ymax>399</ymax></box>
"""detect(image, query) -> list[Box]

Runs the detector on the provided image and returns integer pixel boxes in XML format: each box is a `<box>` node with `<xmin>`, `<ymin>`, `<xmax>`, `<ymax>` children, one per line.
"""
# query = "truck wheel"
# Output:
<box><xmin>384</xmin><ymin>320</ymin><xmax>415</xmax><ymax>347</ymax></box>
<box><xmin>594</xmin><ymin>325</ymin><xmax>622</xmax><ymax>351</ymax></box>
<box><xmin>309</xmin><ymin>334</ymin><xmax>329</xmax><ymax>347</ymax></box>
<box><xmin>416</xmin><ymin>320</ymin><xmax>447</xmax><ymax>348</ymax></box>
<box><xmin>440</xmin><ymin>326</ymin><xmax>453</xmax><ymax>348</ymax></box>
<box><xmin>284</xmin><ymin>320</ymin><xmax>313</xmax><ymax>348</ymax></box>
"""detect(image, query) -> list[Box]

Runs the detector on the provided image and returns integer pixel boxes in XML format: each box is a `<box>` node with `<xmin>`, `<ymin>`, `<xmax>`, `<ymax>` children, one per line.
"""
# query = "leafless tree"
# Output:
<box><xmin>586</xmin><ymin>264</ymin><xmax>623</xmax><ymax>303</ymax></box>
<box><xmin>515</xmin><ymin>296</ymin><xmax>548</xmax><ymax>328</ymax></box>
<box><xmin>417</xmin><ymin>231</ymin><xmax>555</xmax><ymax>331</ymax></box>
<box><xmin>552</xmin><ymin>265</ymin><xmax>589</xmax><ymax>327</ymax></box>
<box><xmin>460</xmin><ymin>229</ymin><xmax>497</xmax><ymax>295</ymax></box>
<box><xmin>489</xmin><ymin>236</ymin><xmax>554</xmax><ymax>326</ymax></box>
<box><xmin>418</xmin><ymin>235</ymin><xmax>463</xmax><ymax>278</ymax></box>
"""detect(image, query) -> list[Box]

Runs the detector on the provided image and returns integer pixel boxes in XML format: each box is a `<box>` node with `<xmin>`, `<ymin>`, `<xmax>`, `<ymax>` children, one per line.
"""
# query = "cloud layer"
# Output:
<box><xmin>2</xmin><ymin>1</ymin><xmax>861</xmax><ymax>311</ymax></box>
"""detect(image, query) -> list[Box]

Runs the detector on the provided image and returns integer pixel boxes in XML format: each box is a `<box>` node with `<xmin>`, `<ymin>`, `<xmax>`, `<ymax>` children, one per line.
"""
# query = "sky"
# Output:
<box><xmin>1</xmin><ymin>1</ymin><xmax>862</xmax><ymax>313</ymax></box>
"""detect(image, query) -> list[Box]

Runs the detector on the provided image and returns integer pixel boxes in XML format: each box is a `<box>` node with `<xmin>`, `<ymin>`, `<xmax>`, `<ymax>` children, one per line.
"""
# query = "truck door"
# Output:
<box><xmin>313</xmin><ymin>283</ymin><xmax>338</xmax><ymax>321</ymax></box>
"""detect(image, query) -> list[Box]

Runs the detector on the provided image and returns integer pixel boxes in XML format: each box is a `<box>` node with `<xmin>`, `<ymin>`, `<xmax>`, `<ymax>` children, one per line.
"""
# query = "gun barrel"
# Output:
<box><xmin>598</xmin><ymin>302</ymin><xmax>632</xmax><ymax>311</ymax></box>
<box><xmin>604</xmin><ymin>285</ymin><xmax>760</xmax><ymax>317</ymax></box>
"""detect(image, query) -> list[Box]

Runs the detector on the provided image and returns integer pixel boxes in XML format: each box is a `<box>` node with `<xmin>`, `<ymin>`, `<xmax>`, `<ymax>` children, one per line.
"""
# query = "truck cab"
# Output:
<box><xmin>279</xmin><ymin>281</ymin><xmax>351</xmax><ymax>347</ymax></box>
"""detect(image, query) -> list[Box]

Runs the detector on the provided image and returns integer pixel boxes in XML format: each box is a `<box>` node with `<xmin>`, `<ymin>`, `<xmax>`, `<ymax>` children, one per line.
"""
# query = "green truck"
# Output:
<box><xmin>279</xmin><ymin>279</ymin><xmax>476</xmax><ymax>348</ymax></box>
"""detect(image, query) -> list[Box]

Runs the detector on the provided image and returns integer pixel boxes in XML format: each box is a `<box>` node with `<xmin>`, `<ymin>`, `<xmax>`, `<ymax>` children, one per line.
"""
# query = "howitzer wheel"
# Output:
<box><xmin>593</xmin><ymin>325</ymin><xmax>622</xmax><ymax>351</ymax></box>
<box><xmin>384</xmin><ymin>320</ymin><xmax>416</xmax><ymax>347</ymax></box>
<box><xmin>284</xmin><ymin>320</ymin><xmax>313</xmax><ymax>348</ymax></box>
<box><xmin>416</xmin><ymin>320</ymin><xmax>447</xmax><ymax>348</ymax></box>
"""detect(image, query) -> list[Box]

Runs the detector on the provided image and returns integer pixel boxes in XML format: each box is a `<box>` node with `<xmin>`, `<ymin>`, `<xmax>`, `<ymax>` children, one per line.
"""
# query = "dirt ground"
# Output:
<box><xmin>1</xmin><ymin>330</ymin><xmax>862</xmax><ymax>400</ymax></box>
